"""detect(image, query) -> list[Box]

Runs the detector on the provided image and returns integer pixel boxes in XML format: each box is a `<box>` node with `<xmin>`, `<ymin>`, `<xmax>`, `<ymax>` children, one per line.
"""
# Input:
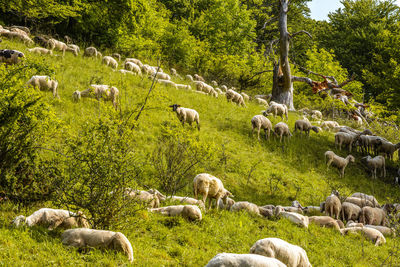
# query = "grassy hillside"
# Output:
<box><xmin>1</xmin><ymin>39</ymin><xmax>400</xmax><ymax>266</ymax></box>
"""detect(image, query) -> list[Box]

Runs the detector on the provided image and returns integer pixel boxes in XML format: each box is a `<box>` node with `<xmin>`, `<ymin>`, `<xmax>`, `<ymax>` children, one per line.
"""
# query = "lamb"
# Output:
<box><xmin>27</xmin><ymin>75</ymin><xmax>58</xmax><ymax>98</ymax></box>
<box><xmin>263</xmin><ymin>103</ymin><xmax>288</xmax><ymax>121</ymax></box>
<box><xmin>0</xmin><ymin>31</ymin><xmax>33</xmax><ymax>45</ymax></box>
<box><xmin>28</xmin><ymin>47</ymin><xmax>53</xmax><ymax>56</ymax></box>
<box><xmin>294</xmin><ymin>120</ymin><xmax>319</xmax><ymax>137</ymax></box>
<box><xmin>217</xmin><ymin>197</ymin><xmax>235</xmax><ymax>210</ymax></box>
<box><xmin>273</xmin><ymin>122</ymin><xmax>292</xmax><ymax>143</ymax></box>
<box><xmin>364</xmin><ymin>225</ymin><xmax>396</xmax><ymax>237</ymax></box>
<box><xmin>102</xmin><ymin>56</ymin><xmax>118</xmax><ymax>69</ymax></box>
<box><xmin>351</xmin><ymin>193</ymin><xmax>379</xmax><ymax>207</ymax></box>
<box><xmin>324</xmin><ymin>150</ymin><xmax>355</xmax><ymax>178</ymax></box>
<box><xmin>124</xmin><ymin>58</ymin><xmax>143</xmax><ymax>68</ymax></box>
<box><xmin>309</xmin><ymin>216</ymin><xmax>341</xmax><ymax>231</ymax></box>
<box><xmin>377</xmin><ymin>140</ymin><xmax>400</xmax><ymax>160</ymax></box>
<box><xmin>230</xmin><ymin>201</ymin><xmax>261</xmax><ymax>216</ymax></box>
<box><xmin>83</xmin><ymin>47</ymin><xmax>101</xmax><ymax>58</ymax></box>
<box><xmin>340</xmin><ymin>227</ymin><xmax>386</xmax><ymax>246</ymax></box>
<box><xmin>193</xmin><ymin>173</ymin><xmax>233</xmax><ymax>210</ymax></box>
<box><xmin>325</xmin><ymin>191</ymin><xmax>341</xmax><ymax>219</ymax></box>
<box><xmin>340</xmin><ymin>202</ymin><xmax>361</xmax><ymax>221</ymax></box>
<box><xmin>61</xmin><ymin>228</ymin><xmax>134</xmax><ymax>262</ymax></box>
<box><xmin>335</xmin><ymin>132</ymin><xmax>359</xmax><ymax>152</ymax></box>
<box><xmin>342</xmin><ymin>197</ymin><xmax>374</xmax><ymax>208</ymax></box>
<box><xmin>205</xmin><ymin>253</ymin><xmax>286</xmax><ymax>267</ymax></box>
<box><xmin>361</xmin><ymin>155</ymin><xmax>385</xmax><ymax>179</ymax></box>
<box><xmin>275</xmin><ymin>206</ymin><xmax>309</xmax><ymax>228</ymax></box>
<box><xmin>250</xmin><ymin>237</ymin><xmax>311</xmax><ymax>267</ymax></box>
<box><xmin>12</xmin><ymin>208</ymin><xmax>89</xmax><ymax>230</ymax></box>
<box><xmin>169</xmin><ymin>104</ymin><xmax>200</xmax><ymax>130</ymax></box>
<box><xmin>359</xmin><ymin>205</ymin><xmax>391</xmax><ymax>226</ymax></box>
<box><xmin>251</xmin><ymin>115</ymin><xmax>272</xmax><ymax>141</ymax></box>
<box><xmin>320</xmin><ymin>121</ymin><xmax>340</xmax><ymax>131</ymax></box>
<box><xmin>149</xmin><ymin>205</ymin><xmax>202</xmax><ymax>221</ymax></box>
<box><xmin>0</xmin><ymin>49</ymin><xmax>24</xmax><ymax>65</ymax></box>
<box><xmin>124</xmin><ymin>62</ymin><xmax>142</xmax><ymax>75</ymax></box>
<box><xmin>226</xmin><ymin>89</ymin><xmax>246</xmax><ymax>107</ymax></box>
<box><xmin>168</xmin><ymin>196</ymin><xmax>205</xmax><ymax>210</ymax></box>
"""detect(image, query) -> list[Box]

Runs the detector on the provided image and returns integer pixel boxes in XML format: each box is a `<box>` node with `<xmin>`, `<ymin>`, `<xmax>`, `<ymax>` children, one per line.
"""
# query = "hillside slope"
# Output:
<box><xmin>0</xmin><ymin>39</ymin><xmax>400</xmax><ymax>266</ymax></box>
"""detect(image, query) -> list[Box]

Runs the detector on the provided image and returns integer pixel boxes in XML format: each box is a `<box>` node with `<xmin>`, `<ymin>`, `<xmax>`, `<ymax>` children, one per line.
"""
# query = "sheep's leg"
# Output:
<box><xmin>326</xmin><ymin>159</ymin><xmax>333</xmax><ymax>170</ymax></box>
<box><xmin>280</xmin><ymin>134</ymin><xmax>282</xmax><ymax>143</ymax></box>
<box><xmin>264</xmin><ymin>129</ymin><xmax>268</xmax><ymax>141</ymax></box>
<box><xmin>208</xmin><ymin>198</ymin><xmax>212</xmax><ymax>210</ymax></box>
<box><xmin>257</xmin><ymin>128</ymin><xmax>261</xmax><ymax>140</ymax></box>
<box><xmin>383</xmin><ymin>164</ymin><xmax>386</xmax><ymax>178</ymax></box>
<box><xmin>267</xmin><ymin>128</ymin><xmax>270</xmax><ymax>140</ymax></box>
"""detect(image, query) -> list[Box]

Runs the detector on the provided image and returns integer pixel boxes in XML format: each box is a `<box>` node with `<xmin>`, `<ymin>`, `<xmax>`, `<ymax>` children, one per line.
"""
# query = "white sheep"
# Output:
<box><xmin>193</xmin><ymin>73</ymin><xmax>205</xmax><ymax>82</ymax></box>
<box><xmin>185</xmin><ymin>74</ymin><xmax>194</xmax><ymax>82</ymax></box>
<box><xmin>28</xmin><ymin>47</ymin><xmax>53</xmax><ymax>56</ymax></box>
<box><xmin>251</xmin><ymin>115</ymin><xmax>272</xmax><ymax>141</ymax></box>
<box><xmin>340</xmin><ymin>227</ymin><xmax>386</xmax><ymax>246</ymax></box>
<box><xmin>230</xmin><ymin>201</ymin><xmax>260</xmax><ymax>216</ymax></box>
<box><xmin>27</xmin><ymin>75</ymin><xmax>58</xmax><ymax>98</ymax></box>
<box><xmin>241</xmin><ymin>92</ymin><xmax>250</xmax><ymax>101</ymax></box>
<box><xmin>226</xmin><ymin>89</ymin><xmax>246</xmax><ymax>107</ymax></box>
<box><xmin>273</xmin><ymin>122</ymin><xmax>292</xmax><ymax>143</ymax></box>
<box><xmin>169</xmin><ymin>104</ymin><xmax>200</xmax><ymax>130</ymax></box>
<box><xmin>217</xmin><ymin>197</ymin><xmax>235</xmax><ymax>210</ymax></box>
<box><xmin>325</xmin><ymin>192</ymin><xmax>341</xmax><ymax>219</ymax></box>
<box><xmin>205</xmin><ymin>253</ymin><xmax>286</xmax><ymax>267</ymax></box>
<box><xmin>68</xmin><ymin>44</ymin><xmax>80</xmax><ymax>54</ymax></box>
<box><xmin>341</xmin><ymin>202</ymin><xmax>361</xmax><ymax>221</ymax></box>
<box><xmin>149</xmin><ymin>205</ymin><xmax>202</xmax><ymax>221</ymax></box>
<box><xmin>364</xmin><ymin>225</ymin><xmax>396</xmax><ymax>237</ymax></box>
<box><xmin>254</xmin><ymin>97</ymin><xmax>269</xmax><ymax>107</ymax></box>
<box><xmin>377</xmin><ymin>140</ymin><xmax>400</xmax><ymax>160</ymax></box>
<box><xmin>152</xmin><ymin>72</ymin><xmax>171</xmax><ymax>80</ymax></box>
<box><xmin>12</xmin><ymin>208</ymin><xmax>89</xmax><ymax>230</ymax></box>
<box><xmin>294</xmin><ymin>119</ymin><xmax>319</xmax><ymax>137</ymax></box>
<box><xmin>124</xmin><ymin>62</ymin><xmax>142</xmax><ymax>75</ymax></box>
<box><xmin>309</xmin><ymin>216</ymin><xmax>341</xmax><ymax>231</ymax></box>
<box><xmin>320</xmin><ymin>121</ymin><xmax>340</xmax><ymax>131</ymax></box>
<box><xmin>334</xmin><ymin>132</ymin><xmax>359</xmax><ymax>152</ymax></box>
<box><xmin>102</xmin><ymin>56</ymin><xmax>118</xmax><ymax>69</ymax></box>
<box><xmin>0</xmin><ymin>49</ymin><xmax>24</xmax><ymax>65</ymax></box>
<box><xmin>83</xmin><ymin>47</ymin><xmax>100</xmax><ymax>58</ymax></box>
<box><xmin>117</xmin><ymin>69</ymin><xmax>135</xmax><ymax>75</ymax></box>
<box><xmin>311</xmin><ymin>110</ymin><xmax>322</xmax><ymax>120</ymax></box>
<box><xmin>168</xmin><ymin>196</ymin><xmax>205</xmax><ymax>210</ymax></box>
<box><xmin>124</xmin><ymin>188</ymin><xmax>162</xmax><ymax>208</ymax></box>
<box><xmin>343</xmin><ymin>197</ymin><xmax>374</xmax><ymax>208</ymax></box>
<box><xmin>62</xmin><ymin>228</ymin><xmax>134</xmax><ymax>262</ymax></box>
<box><xmin>48</xmin><ymin>38</ymin><xmax>69</xmax><ymax>56</ymax></box>
<box><xmin>220</xmin><ymin>85</ymin><xmax>228</xmax><ymax>92</ymax></box>
<box><xmin>111</xmin><ymin>53</ymin><xmax>121</xmax><ymax>61</ymax></box>
<box><xmin>250</xmin><ymin>237</ymin><xmax>312</xmax><ymax>267</ymax></box>
<box><xmin>263</xmin><ymin>103</ymin><xmax>288</xmax><ymax>121</ymax></box>
<box><xmin>350</xmin><ymin>193</ymin><xmax>379</xmax><ymax>207</ymax></box>
<box><xmin>324</xmin><ymin>150</ymin><xmax>355</xmax><ymax>178</ymax></box>
<box><xmin>0</xmin><ymin>31</ymin><xmax>33</xmax><ymax>45</ymax></box>
<box><xmin>124</xmin><ymin>58</ymin><xmax>143</xmax><ymax>68</ymax></box>
<box><xmin>176</xmin><ymin>84</ymin><xmax>192</xmax><ymax>90</ymax></box>
<box><xmin>275</xmin><ymin>206</ymin><xmax>309</xmax><ymax>228</ymax></box>
<box><xmin>193</xmin><ymin>173</ymin><xmax>233</xmax><ymax>210</ymax></box>
<box><xmin>157</xmin><ymin>79</ymin><xmax>178</xmax><ymax>89</ymax></box>
<box><xmin>361</xmin><ymin>155</ymin><xmax>386</xmax><ymax>179</ymax></box>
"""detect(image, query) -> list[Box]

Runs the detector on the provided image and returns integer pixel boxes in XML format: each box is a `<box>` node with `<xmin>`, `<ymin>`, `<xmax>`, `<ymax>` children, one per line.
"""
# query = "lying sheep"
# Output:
<box><xmin>340</xmin><ymin>227</ymin><xmax>386</xmax><ymax>246</ymax></box>
<box><xmin>364</xmin><ymin>225</ymin><xmax>396</xmax><ymax>237</ymax></box>
<box><xmin>336</xmin><ymin>219</ymin><xmax>345</xmax><ymax>229</ymax></box>
<box><xmin>259</xmin><ymin>207</ymin><xmax>274</xmax><ymax>218</ymax></box>
<box><xmin>124</xmin><ymin>58</ymin><xmax>143</xmax><ymax>68</ymax></box>
<box><xmin>275</xmin><ymin>206</ymin><xmax>309</xmax><ymax>228</ymax></box>
<box><xmin>124</xmin><ymin>188</ymin><xmax>162</xmax><ymax>208</ymax></box>
<box><xmin>169</xmin><ymin>104</ymin><xmax>200</xmax><ymax>130</ymax></box>
<box><xmin>124</xmin><ymin>62</ymin><xmax>142</xmax><ymax>75</ymax></box>
<box><xmin>263</xmin><ymin>103</ymin><xmax>288</xmax><ymax>121</ymax></box>
<box><xmin>325</xmin><ymin>191</ymin><xmax>341</xmax><ymax>219</ymax></box>
<box><xmin>193</xmin><ymin>173</ymin><xmax>233</xmax><ymax>210</ymax></box>
<box><xmin>309</xmin><ymin>216</ymin><xmax>341</xmax><ymax>231</ymax></box>
<box><xmin>205</xmin><ymin>253</ymin><xmax>286</xmax><ymax>267</ymax></box>
<box><xmin>0</xmin><ymin>49</ymin><xmax>24</xmax><ymax>65</ymax></box>
<box><xmin>343</xmin><ymin>197</ymin><xmax>374</xmax><ymax>208</ymax></box>
<box><xmin>149</xmin><ymin>205</ymin><xmax>202</xmax><ymax>221</ymax></box>
<box><xmin>230</xmin><ymin>201</ymin><xmax>260</xmax><ymax>216</ymax></box>
<box><xmin>251</xmin><ymin>115</ymin><xmax>272</xmax><ymax>141</ymax></box>
<box><xmin>361</xmin><ymin>155</ymin><xmax>386</xmax><ymax>179</ymax></box>
<box><xmin>27</xmin><ymin>75</ymin><xmax>59</xmax><ymax>98</ymax></box>
<box><xmin>102</xmin><ymin>56</ymin><xmax>118</xmax><ymax>69</ymax></box>
<box><xmin>360</xmin><ymin>205</ymin><xmax>390</xmax><ymax>226</ymax></box>
<box><xmin>324</xmin><ymin>150</ymin><xmax>355</xmax><ymax>178</ymax></box>
<box><xmin>168</xmin><ymin>196</ymin><xmax>205</xmax><ymax>210</ymax></box>
<box><xmin>176</xmin><ymin>84</ymin><xmax>192</xmax><ymax>90</ymax></box>
<box><xmin>62</xmin><ymin>228</ymin><xmax>133</xmax><ymax>262</ymax></box>
<box><xmin>351</xmin><ymin>193</ymin><xmax>379</xmax><ymax>207</ymax></box>
<box><xmin>250</xmin><ymin>237</ymin><xmax>311</xmax><ymax>267</ymax></box>
<box><xmin>341</xmin><ymin>202</ymin><xmax>361</xmax><ymax>221</ymax></box>
<box><xmin>273</xmin><ymin>122</ymin><xmax>292</xmax><ymax>143</ymax></box>
<box><xmin>321</xmin><ymin>121</ymin><xmax>340</xmax><ymax>131</ymax></box>
<box><xmin>12</xmin><ymin>208</ymin><xmax>89</xmax><ymax>230</ymax></box>
<box><xmin>217</xmin><ymin>197</ymin><xmax>235</xmax><ymax>210</ymax></box>
<box><xmin>226</xmin><ymin>89</ymin><xmax>246</xmax><ymax>107</ymax></box>
<box><xmin>294</xmin><ymin>119</ymin><xmax>319</xmax><ymax>137</ymax></box>
<box><xmin>28</xmin><ymin>47</ymin><xmax>53</xmax><ymax>56</ymax></box>
<box><xmin>346</xmin><ymin>220</ymin><xmax>364</xmax><ymax>228</ymax></box>
<box><xmin>157</xmin><ymin>79</ymin><xmax>178</xmax><ymax>89</ymax></box>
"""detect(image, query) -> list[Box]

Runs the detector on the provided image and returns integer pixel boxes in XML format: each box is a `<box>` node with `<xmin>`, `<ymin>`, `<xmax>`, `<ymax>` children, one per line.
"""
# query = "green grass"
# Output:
<box><xmin>1</xmin><ymin>39</ymin><xmax>400</xmax><ymax>266</ymax></box>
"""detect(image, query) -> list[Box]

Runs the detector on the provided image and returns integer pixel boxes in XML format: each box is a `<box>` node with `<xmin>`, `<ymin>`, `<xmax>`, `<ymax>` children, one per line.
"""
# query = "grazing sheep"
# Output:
<box><xmin>62</xmin><ymin>228</ymin><xmax>133</xmax><ymax>262</ymax></box>
<box><xmin>311</xmin><ymin>110</ymin><xmax>322</xmax><ymax>120</ymax></box>
<box><xmin>294</xmin><ymin>120</ymin><xmax>319</xmax><ymax>137</ymax></box>
<box><xmin>27</xmin><ymin>75</ymin><xmax>58</xmax><ymax>98</ymax></box>
<box><xmin>250</xmin><ymin>237</ymin><xmax>311</xmax><ymax>267</ymax></box>
<box><xmin>321</xmin><ymin>121</ymin><xmax>340</xmax><ymax>131</ymax></box>
<box><xmin>230</xmin><ymin>201</ymin><xmax>260</xmax><ymax>216</ymax></box>
<box><xmin>263</xmin><ymin>103</ymin><xmax>288</xmax><ymax>121</ymax></box>
<box><xmin>325</xmin><ymin>191</ymin><xmax>341</xmax><ymax>219</ymax></box>
<box><xmin>220</xmin><ymin>85</ymin><xmax>228</xmax><ymax>92</ymax></box>
<box><xmin>336</xmin><ymin>220</ymin><xmax>345</xmax><ymax>229</ymax></box>
<box><xmin>124</xmin><ymin>58</ymin><xmax>143</xmax><ymax>68</ymax></box>
<box><xmin>273</xmin><ymin>122</ymin><xmax>292</xmax><ymax>143</ymax></box>
<box><xmin>28</xmin><ymin>47</ymin><xmax>53</xmax><ymax>56</ymax></box>
<box><xmin>111</xmin><ymin>53</ymin><xmax>121</xmax><ymax>61</ymax></box>
<box><xmin>72</xmin><ymin>88</ymin><xmax>92</xmax><ymax>101</ymax></box>
<box><xmin>8</xmin><ymin>26</ymin><xmax>30</xmax><ymax>35</ymax></box>
<box><xmin>185</xmin><ymin>74</ymin><xmax>194</xmax><ymax>82</ymax></box>
<box><xmin>0</xmin><ymin>31</ymin><xmax>33</xmax><ymax>45</ymax></box>
<box><xmin>152</xmin><ymin>72</ymin><xmax>171</xmax><ymax>80</ymax></box>
<box><xmin>275</xmin><ymin>206</ymin><xmax>309</xmax><ymax>228</ymax></box>
<box><xmin>12</xmin><ymin>208</ymin><xmax>89</xmax><ymax>230</ymax></box>
<box><xmin>168</xmin><ymin>196</ymin><xmax>205</xmax><ymax>210</ymax></box>
<box><xmin>335</xmin><ymin>132</ymin><xmax>359</xmax><ymax>152</ymax></box>
<box><xmin>217</xmin><ymin>197</ymin><xmax>235</xmax><ymax>210</ymax></box>
<box><xmin>240</xmin><ymin>92</ymin><xmax>250</xmax><ymax>101</ymax></box>
<box><xmin>157</xmin><ymin>79</ymin><xmax>178</xmax><ymax>89</ymax></box>
<box><xmin>205</xmin><ymin>253</ymin><xmax>286</xmax><ymax>267</ymax></box>
<box><xmin>361</xmin><ymin>155</ymin><xmax>385</xmax><ymax>179</ymax></box>
<box><xmin>124</xmin><ymin>188</ymin><xmax>162</xmax><ymax>208</ymax></box>
<box><xmin>193</xmin><ymin>173</ymin><xmax>233</xmax><ymax>210</ymax></box>
<box><xmin>83</xmin><ymin>47</ymin><xmax>100</xmax><ymax>58</ymax></box>
<box><xmin>193</xmin><ymin>74</ymin><xmax>205</xmax><ymax>82</ymax></box>
<box><xmin>0</xmin><ymin>49</ymin><xmax>24</xmax><ymax>65</ymax></box>
<box><xmin>309</xmin><ymin>216</ymin><xmax>341</xmax><ymax>231</ymax></box>
<box><xmin>324</xmin><ymin>150</ymin><xmax>355</xmax><ymax>178</ymax></box>
<box><xmin>340</xmin><ymin>227</ymin><xmax>386</xmax><ymax>246</ymax></box>
<box><xmin>48</xmin><ymin>38</ymin><xmax>69</xmax><ymax>56</ymax></box>
<box><xmin>102</xmin><ymin>56</ymin><xmax>118</xmax><ymax>69</ymax></box>
<box><xmin>169</xmin><ymin>104</ymin><xmax>200</xmax><ymax>130</ymax></box>
<box><xmin>68</xmin><ymin>44</ymin><xmax>80</xmax><ymax>54</ymax></box>
<box><xmin>351</xmin><ymin>193</ymin><xmax>379</xmax><ymax>207</ymax></box>
<box><xmin>254</xmin><ymin>97</ymin><xmax>269</xmax><ymax>107</ymax></box>
<box><xmin>359</xmin><ymin>205</ymin><xmax>390</xmax><ymax>226</ymax></box>
<box><xmin>124</xmin><ymin>62</ymin><xmax>142</xmax><ymax>75</ymax></box>
<box><xmin>341</xmin><ymin>202</ymin><xmax>361</xmax><ymax>221</ymax></box>
<box><xmin>251</xmin><ymin>115</ymin><xmax>272</xmax><ymax>141</ymax></box>
<box><xmin>343</xmin><ymin>197</ymin><xmax>374</xmax><ymax>208</ymax></box>
<box><xmin>176</xmin><ymin>84</ymin><xmax>192</xmax><ymax>90</ymax></box>
<box><xmin>149</xmin><ymin>205</ymin><xmax>202</xmax><ymax>221</ymax></box>
<box><xmin>226</xmin><ymin>89</ymin><xmax>246</xmax><ymax>107</ymax></box>
<box><xmin>364</xmin><ymin>225</ymin><xmax>396</xmax><ymax>237</ymax></box>
<box><xmin>377</xmin><ymin>140</ymin><xmax>400</xmax><ymax>160</ymax></box>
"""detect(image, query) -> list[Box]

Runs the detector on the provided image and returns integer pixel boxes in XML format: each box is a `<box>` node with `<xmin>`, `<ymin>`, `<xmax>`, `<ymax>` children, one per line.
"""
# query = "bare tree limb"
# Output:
<box><xmin>291</xmin><ymin>76</ymin><xmax>313</xmax><ymax>86</ymax></box>
<box><xmin>291</xmin><ymin>60</ymin><xmax>338</xmax><ymax>84</ymax></box>
<box><xmin>289</xmin><ymin>30</ymin><xmax>312</xmax><ymax>39</ymax></box>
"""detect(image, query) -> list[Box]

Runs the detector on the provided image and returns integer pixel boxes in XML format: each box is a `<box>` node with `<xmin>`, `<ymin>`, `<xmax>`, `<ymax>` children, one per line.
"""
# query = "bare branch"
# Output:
<box><xmin>291</xmin><ymin>60</ymin><xmax>338</xmax><ymax>84</ymax></box>
<box><xmin>289</xmin><ymin>30</ymin><xmax>312</xmax><ymax>39</ymax></box>
<box><xmin>291</xmin><ymin>76</ymin><xmax>313</xmax><ymax>86</ymax></box>
<box><xmin>338</xmin><ymin>73</ymin><xmax>356</xmax><ymax>88</ymax></box>
<box><xmin>261</xmin><ymin>17</ymin><xmax>278</xmax><ymax>29</ymax></box>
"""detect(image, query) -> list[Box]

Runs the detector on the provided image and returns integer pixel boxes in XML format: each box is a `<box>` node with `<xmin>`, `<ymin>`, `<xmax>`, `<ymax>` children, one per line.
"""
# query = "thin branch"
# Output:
<box><xmin>338</xmin><ymin>73</ymin><xmax>356</xmax><ymax>88</ymax></box>
<box><xmin>289</xmin><ymin>30</ymin><xmax>312</xmax><ymax>39</ymax></box>
<box><xmin>247</xmin><ymin>70</ymin><xmax>274</xmax><ymax>81</ymax></box>
<box><xmin>261</xmin><ymin>17</ymin><xmax>278</xmax><ymax>29</ymax></box>
<box><xmin>291</xmin><ymin>76</ymin><xmax>314</xmax><ymax>86</ymax></box>
<box><xmin>291</xmin><ymin>60</ymin><xmax>338</xmax><ymax>84</ymax></box>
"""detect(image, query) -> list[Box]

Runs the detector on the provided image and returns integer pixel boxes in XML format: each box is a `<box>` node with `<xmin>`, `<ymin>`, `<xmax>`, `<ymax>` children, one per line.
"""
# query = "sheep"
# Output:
<box><xmin>275</xmin><ymin>206</ymin><xmax>309</xmax><ymax>228</ymax></box>
<box><xmin>364</xmin><ymin>225</ymin><xmax>396</xmax><ymax>237</ymax></box>
<box><xmin>250</xmin><ymin>237</ymin><xmax>311</xmax><ymax>267</ymax></box>
<box><xmin>83</xmin><ymin>47</ymin><xmax>100</xmax><ymax>58</ymax></box>
<box><xmin>340</xmin><ymin>227</ymin><xmax>386</xmax><ymax>246</ymax></box>
<box><xmin>124</xmin><ymin>58</ymin><xmax>143</xmax><ymax>68</ymax></box>
<box><xmin>309</xmin><ymin>216</ymin><xmax>341</xmax><ymax>231</ymax></box>
<box><xmin>361</xmin><ymin>155</ymin><xmax>385</xmax><ymax>179</ymax></box>
<box><xmin>124</xmin><ymin>61</ymin><xmax>142</xmax><ymax>75</ymax></box>
<box><xmin>12</xmin><ymin>208</ymin><xmax>89</xmax><ymax>230</ymax></box>
<box><xmin>8</xmin><ymin>26</ymin><xmax>30</xmax><ymax>35</ymax></box>
<box><xmin>193</xmin><ymin>173</ymin><xmax>233</xmax><ymax>210</ymax></box>
<box><xmin>124</xmin><ymin>188</ymin><xmax>162</xmax><ymax>208</ymax></box>
<box><xmin>335</xmin><ymin>132</ymin><xmax>359</xmax><ymax>152</ymax></box>
<box><xmin>193</xmin><ymin>74</ymin><xmax>205</xmax><ymax>82</ymax></box>
<box><xmin>359</xmin><ymin>205</ymin><xmax>391</xmax><ymax>226</ymax></box>
<box><xmin>72</xmin><ymin>88</ymin><xmax>92</xmax><ymax>101</ymax></box>
<box><xmin>61</xmin><ymin>228</ymin><xmax>133</xmax><ymax>262</ymax></box>
<box><xmin>0</xmin><ymin>49</ymin><xmax>24</xmax><ymax>65</ymax></box>
<box><xmin>211</xmin><ymin>80</ymin><xmax>218</xmax><ymax>87</ymax></box>
<box><xmin>310</xmin><ymin>110</ymin><xmax>322</xmax><ymax>120</ymax></box>
<box><xmin>117</xmin><ymin>69</ymin><xmax>134</xmax><ymax>75</ymax></box>
<box><xmin>68</xmin><ymin>44</ymin><xmax>80</xmax><ymax>54</ymax></box>
<box><xmin>205</xmin><ymin>253</ymin><xmax>286</xmax><ymax>267</ymax></box>
<box><xmin>176</xmin><ymin>84</ymin><xmax>192</xmax><ymax>90</ymax></box>
<box><xmin>185</xmin><ymin>74</ymin><xmax>194</xmax><ymax>82</ymax></box>
<box><xmin>168</xmin><ymin>196</ymin><xmax>206</xmax><ymax>210</ymax></box>
<box><xmin>336</xmin><ymin>219</ymin><xmax>345</xmax><ymax>229</ymax></box>
<box><xmin>325</xmin><ymin>191</ymin><xmax>341</xmax><ymax>219</ymax></box>
<box><xmin>152</xmin><ymin>72</ymin><xmax>171</xmax><ymax>80</ymax></box>
<box><xmin>340</xmin><ymin>202</ymin><xmax>361</xmax><ymax>221</ymax></box>
<box><xmin>28</xmin><ymin>47</ymin><xmax>53</xmax><ymax>56</ymax></box>
<box><xmin>27</xmin><ymin>75</ymin><xmax>58</xmax><ymax>98</ymax></box>
<box><xmin>230</xmin><ymin>201</ymin><xmax>260</xmax><ymax>216</ymax></box>
<box><xmin>48</xmin><ymin>38</ymin><xmax>70</xmax><ymax>56</ymax></box>
<box><xmin>320</xmin><ymin>121</ymin><xmax>340</xmax><ymax>131</ymax></box>
<box><xmin>346</xmin><ymin>220</ymin><xmax>364</xmax><ymax>228</ymax></box>
<box><xmin>111</xmin><ymin>53</ymin><xmax>121</xmax><ymax>61</ymax></box>
<box><xmin>324</xmin><ymin>150</ymin><xmax>355</xmax><ymax>178</ymax></box>
<box><xmin>141</xmin><ymin>64</ymin><xmax>155</xmax><ymax>75</ymax></box>
<box><xmin>157</xmin><ymin>79</ymin><xmax>177</xmax><ymax>89</ymax></box>
<box><xmin>241</xmin><ymin>92</ymin><xmax>250</xmax><ymax>101</ymax></box>
<box><xmin>377</xmin><ymin>140</ymin><xmax>400</xmax><ymax>160</ymax></box>
<box><xmin>169</xmin><ymin>104</ymin><xmax>200</xmax><ymax>130</ymax></box>
<box><xmin>194</xmin><ymin>81</ymin><xmax>215</xmax><ymax>95</ymax></box>
<box><xmin>149</xmin><ymin>205</ymin><xmax>202</xmax><ymax>221</ymax></box>
<box><xmin>220</xmin><ymin>85</ymin><xmax>228</xmax><ymax>92</ymax></box>
<box><xmin>251</xmin><ymin>115</ymin><xmax>272</xmax><ymax>141</ymax></box>
<box><xmin>273</xmin><ymin>122</ymin><xmax>292</xmax><ymax>143</ymax></box>
<box><xmin>217</xmin><ymin>197</ymin><xmax>235</xmax><ymax>210</ymax></box>
<box><xmin>226</xmin><ymin>89</ymin><xmax>246</xmax><ymax>107</ymax></box>
<box><xmin>102</xmin><ymin>56</ymin><xmax>118</xmax><ymax>69</ymax></box>
<box><xmin>215</xmin><ymin>87</ymin><xmax>223</xmax><ymax>95</ymax></box>
<box><xmin>254</xmin><ymin>97</ymin><xmax>269</xmax><ymax>107</ymax></box>
<box><xmin>351</xmin><ymin>193</ymin><xmax>379</xmax><ymax>207</ymax></box>
<box><xmin>343</xmin><ymin>197</ymin><xmax>374</xmax><ymax>208</ymax></box>
<box><xmin>294</xmin><ymin>120</ymin><xmax>319</xmax><ymax>137</ymax></box>
<box><xmin>259</xmin><ymin>207</ymin><xmax>274</xmax><ymax>218</ymax></box>
<box><xmin>303</xmin><ymin>206</ymin><xmax>321</xmax><ymax>215</ymax></box>
<box><xmin>0</xmin><ymin>31</ymin><xmax>33</xmax><ymax>45</ymax></box>
<box><xmin>263</xmin><ymin>103</ymin><xmax>288</xmax><ymax>121</ymax></box>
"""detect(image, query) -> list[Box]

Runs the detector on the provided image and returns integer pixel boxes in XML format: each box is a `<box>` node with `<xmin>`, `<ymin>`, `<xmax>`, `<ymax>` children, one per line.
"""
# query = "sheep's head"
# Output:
<box><xmin>77</xmin><ymin>212</ymin><xmax>91</xmax><ymax>228</ymax></box>
<box><xmin>347</xmin><ymin>155</ymin><xmax>355</xmax><ymax>163</ymax></box>
<box><xmin>72</xmin><ymin>90</ymin><xmax>81</xmax><ymax>101</ymax></box>
<box><xmin>12</xmin><ymin>215</ymin><xmax>26</xmax><ymax>227</ymax></box>
<box><xmin>169</xmin><ymin>104</ymin><xmax>180</xmax><ymax>111</ymax></box>
<box><xmin>221</xmin><ymin>190</ymin><xmax>233</xmax><ymax>204</ymax></box>
<box><xmin>311</xmin><ymin>126</ymin><xmax>319</xmax><ymax>133</ymax></box>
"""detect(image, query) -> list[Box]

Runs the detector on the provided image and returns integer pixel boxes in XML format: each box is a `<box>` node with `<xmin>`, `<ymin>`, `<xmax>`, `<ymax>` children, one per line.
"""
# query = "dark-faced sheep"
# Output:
<box><xmin>169</xmin><ymin>104</ymin><xmax>200</xmax><ymax>130</ymax></box>
<box><xmin>294</xmin><ymin>119</ymin><xmax>319</xmax><ymax>137</ymax></box>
